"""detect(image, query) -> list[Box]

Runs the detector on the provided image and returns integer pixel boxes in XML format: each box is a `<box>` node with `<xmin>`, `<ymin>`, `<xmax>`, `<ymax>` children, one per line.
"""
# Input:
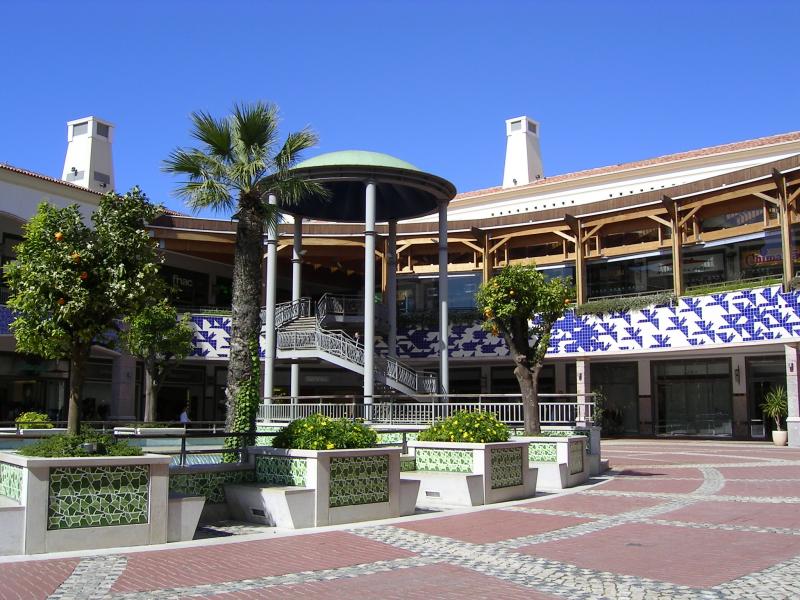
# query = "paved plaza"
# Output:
<box><xmin>2</xmin><ymin>440</ymin><xmax>800</xmax><ymax>599</ymax></box>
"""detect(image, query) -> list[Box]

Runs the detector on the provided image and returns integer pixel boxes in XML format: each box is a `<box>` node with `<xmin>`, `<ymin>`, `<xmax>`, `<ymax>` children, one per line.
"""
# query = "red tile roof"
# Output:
<box><xmin>455</xmin><ymin>130</ymin><xmax>800</xmax><ymax>200</ymax></box>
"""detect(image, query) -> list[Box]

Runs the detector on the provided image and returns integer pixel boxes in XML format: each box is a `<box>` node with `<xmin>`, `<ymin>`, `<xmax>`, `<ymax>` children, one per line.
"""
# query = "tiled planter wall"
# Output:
<box><xmin>247</xmin><ymin>446</ymin><xmax>401</xmax><ymax>526</ymax></box>
<box><xmin>514</xmin><ymin>436</ymin><xmax>589</xmax><ymax>489</ymax></box>
<box><xmin>170</xmin><ymin>465</ymin><xmax>255</xmax><ymax>503</ymax></box>
<box><xmin>0</xmin><ymin>452</ymin><xmax>170</xmax><ymax>555</ymax></box>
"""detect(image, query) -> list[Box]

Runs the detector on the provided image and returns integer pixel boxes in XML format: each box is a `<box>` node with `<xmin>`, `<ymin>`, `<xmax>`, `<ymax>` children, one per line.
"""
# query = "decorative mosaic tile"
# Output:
<box><xmin>48</xmin><ymin>466</ymin><xmax>149</xmax><ymax>530</ymax></box>
<box><xmin>490</xmin><ymin>447</ymin><xmax>524</xmax><ymax>489</ymax></box>
<box><xmin>255</xmin><ymin>456</ymin><xmax>307</xmax><ymax>487</ymax></box>
<box><xmin>414</xmin><ymin>448</ymin><xmax>474</xmax><ymax>473</ymax></box>
<box><xmin>377</xmin><ymin>432</ymin><xmax>419</xmax><ymax>444</ymax></box>
<box><xmin>569</xmin><ymin>439</ymin><xmax>585</xmax><ymax>475</ymax></box>
<box><xmin>400</xmin><ymin>456</ymin><xmax>416</xmax><ymax>472</ymax></box>
<box><xmin>0</xmin><ymin>462</ymin><xmax>22</xmax><ymax>502</ymax></box>
<box><xmin>529</xmin><ymin>442</ymin><xmax>558</xmax><ymax>462</ymax></box>
<box><xmin>169</xmin><ymin>468</ymin><xmax>255</xmax><ymax>503</ymax></box>
<box><xmin>329</xmin><ymin>455</ymin><xmax>389</xmax><ymax>508</ymax></box>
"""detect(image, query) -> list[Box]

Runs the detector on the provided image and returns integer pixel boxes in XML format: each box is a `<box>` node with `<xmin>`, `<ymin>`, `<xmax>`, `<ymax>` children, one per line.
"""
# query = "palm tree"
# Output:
<box><xmin>164</xmin><ymin>102</ymin><xmax>323</xmax><ymax>439</ymax></box>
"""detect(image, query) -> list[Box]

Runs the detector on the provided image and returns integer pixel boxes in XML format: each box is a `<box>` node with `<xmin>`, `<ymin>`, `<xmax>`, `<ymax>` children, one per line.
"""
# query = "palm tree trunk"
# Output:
<box><xmin>226</xmin><ymin>196</ymin><xmax>265</xmax><ymax>434</ymax></box>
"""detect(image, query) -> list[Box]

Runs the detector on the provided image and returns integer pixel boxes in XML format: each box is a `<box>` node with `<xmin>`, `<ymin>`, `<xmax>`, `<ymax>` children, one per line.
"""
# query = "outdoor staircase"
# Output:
<box><xmin>270</xmin><ymin>295</ymin><xmax>437</xmax><ymax>396</ymax></box>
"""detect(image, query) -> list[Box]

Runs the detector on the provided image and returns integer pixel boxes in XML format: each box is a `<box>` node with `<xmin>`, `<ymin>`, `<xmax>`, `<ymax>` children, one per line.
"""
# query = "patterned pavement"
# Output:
<box><xmin>2</xmin><ymin>440</ymin><xmax>800</xmax><ymax>599</ymax></box>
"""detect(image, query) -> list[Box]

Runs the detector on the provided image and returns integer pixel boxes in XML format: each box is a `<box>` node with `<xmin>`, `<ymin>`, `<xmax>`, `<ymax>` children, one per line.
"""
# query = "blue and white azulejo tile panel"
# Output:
<box><xmin>184</xmin><ymin>286</ymin><xmax>800</xmax><ymax>360</ymax></box>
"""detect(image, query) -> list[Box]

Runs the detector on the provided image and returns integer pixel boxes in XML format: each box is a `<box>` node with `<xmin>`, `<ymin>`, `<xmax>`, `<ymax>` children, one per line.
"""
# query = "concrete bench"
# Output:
<box><xmin>167</xmin><ymin>493</ymin><xmax>206</xmax><ymax>542</ymax></box>
<box><xmin>0</xmin><ymin>497</ymin><xmax>24</xmax><ymax>555</ymax></box>
<box><xmin>402</xmin><ymin>468</ymin><xmax>537</xmax><ymax>507</ymax></box>
<box><xmin>225</xmin><ymin>483</ymin><xmax>316</xmax><ymax>529</ymax></box>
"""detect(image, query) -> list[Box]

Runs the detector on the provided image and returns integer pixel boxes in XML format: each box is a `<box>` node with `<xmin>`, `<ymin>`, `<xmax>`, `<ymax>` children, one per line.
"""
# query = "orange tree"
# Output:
<box><xmin>5</xmin><ymin>188</ymin><xmax>162</xmax><ymax>434</ymax></box>
<box><xmin>475</xmin><ymin>265</ymin><xmax>573</xmax><ymax>434</ymax></box>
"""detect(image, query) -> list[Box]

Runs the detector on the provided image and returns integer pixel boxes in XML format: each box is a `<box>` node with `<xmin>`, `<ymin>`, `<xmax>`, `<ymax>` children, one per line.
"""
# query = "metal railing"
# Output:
<box><xmin>258</xmin><ymin>393</ymin><xmax>595</xmax><ymax>426</ymax></box>
<box><xmin>316</xmin><ymin>293</ymin><xmax>388</xmax><ymax>324</ymax></box>
<box><xmin>277</xmin><ymin>327</ymin><xmax>436</xmax><ymax>394</ymax></box>
<box><xmin>273</xmin><ymin>298</ymin><xmax>312</xmax><ymax>328</ymax></box>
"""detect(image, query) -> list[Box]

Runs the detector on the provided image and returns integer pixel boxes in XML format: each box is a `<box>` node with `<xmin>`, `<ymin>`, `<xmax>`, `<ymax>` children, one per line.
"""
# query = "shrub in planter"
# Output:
<box><xmin>17</xmin><ymin>427</ymin><xmax>142</xmax><ymax>457</ymax></box>
<box><xmin>15</xmin><ymin>411</ymin><xmax>53</xmax><ymax>429</ymax></box>
<box><xmin>271</xmin><ymin>414</ymin><xmax>378</xmax><ymax>450</ymax></box>
<box><xmin>761</xmin><ymin>386</ymin><xmax>788</xmax><ymax>431</ymax></box>
<box><xmin>418</xmin><ymin>410</ymin><xmax>510</xmax><ymax>444</ymax></box>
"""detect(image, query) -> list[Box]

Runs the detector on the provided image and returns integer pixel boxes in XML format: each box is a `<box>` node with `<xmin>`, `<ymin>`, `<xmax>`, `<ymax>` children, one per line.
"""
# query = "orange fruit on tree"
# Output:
<box><xmin>57</xmin><ymin>298</ymin><xmax>65</xmax><ymax>305</ymax></box>
<box><xmin>54</xmin><ymin>232</ymin><xmax>64</xmax><ymax>242</ymax></box>
<box><xmin>79</xmin><ymin>272</ymin><xmax>88</xmax><ymax>280</ymax></box>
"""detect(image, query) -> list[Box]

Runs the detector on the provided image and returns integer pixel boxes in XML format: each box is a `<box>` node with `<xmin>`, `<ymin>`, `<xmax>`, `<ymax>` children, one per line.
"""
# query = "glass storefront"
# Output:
<box><xmin>398</xmin><ymin>272</ymin><xmax>482</xmax><ymax>313</ymax></box>
<box><xmin>746</xmin><ymin>356</ymin><xmax>786</xmax><ymax>440</ymax></box>
<box><xmin>587</xmin><ymin>254</ymin><xmax>673</xmax><ymax>299</ymax></box>
<box><xmin>591</xmin><ymin>362</ymin><xmax>639</xmax><ymax>435</ymax></box>
<box><xmin>653</xmin><ymin>359</ymin><xmax>732</xmax><ymax>437</ymax></box>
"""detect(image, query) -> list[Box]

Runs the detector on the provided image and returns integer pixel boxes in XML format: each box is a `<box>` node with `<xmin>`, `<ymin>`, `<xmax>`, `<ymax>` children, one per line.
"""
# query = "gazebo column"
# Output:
<box><xmin>263</xmin><ymin>194</ymin><xmax>278</xmax><ymax>403</ymax></box>
<box><xmin>387</xmin><ymin>220</ymin><xmax>397</xmax><ymax>360</ymax></box>
<box><xmin>290</xmin><ymin>218</ymin><xmax>303</xmax><ymax>403</ymax></box>
<box><xmin>438</xmin><ymin>200</ymin><xmax>449</xmax><ymax>398</ymax></box>
<box><xmin>363</xmin><ymin>180</ymin><xmax>377</xmax><ymax>411</ymax></box>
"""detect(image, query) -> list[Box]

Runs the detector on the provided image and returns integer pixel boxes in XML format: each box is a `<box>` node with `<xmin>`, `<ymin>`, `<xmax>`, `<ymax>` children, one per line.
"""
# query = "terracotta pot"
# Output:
<box><xmin>772</xmin><ymin>430</ymin><xmax>788</xmax><ymax>446</ymax></box>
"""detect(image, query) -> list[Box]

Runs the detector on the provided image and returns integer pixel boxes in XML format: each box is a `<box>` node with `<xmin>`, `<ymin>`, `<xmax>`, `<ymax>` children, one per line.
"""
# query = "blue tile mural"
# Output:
<box><xmin>89</xmin><ymin>285</ymin><xmax>800</xmax><ymax>361</ymax></box>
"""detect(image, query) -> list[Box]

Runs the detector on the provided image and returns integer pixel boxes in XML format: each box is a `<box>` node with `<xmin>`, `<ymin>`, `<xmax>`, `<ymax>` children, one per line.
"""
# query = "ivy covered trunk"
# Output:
<box><xmin>67</xmin><ymin>342</ymin><xmax>90</xmax><ymax>435</ymax></box>
<box><xmin>226</xmin><ymin>195</ymin><xmax>264</xmax><ymax>440</ymax></box>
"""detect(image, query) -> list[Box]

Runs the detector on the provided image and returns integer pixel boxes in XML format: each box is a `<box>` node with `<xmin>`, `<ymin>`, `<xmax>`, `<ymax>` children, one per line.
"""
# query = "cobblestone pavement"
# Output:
<box><xmin>3</xmin><ymin>440</ymin><xmax>800</xmax><ymax>599</ymax></box>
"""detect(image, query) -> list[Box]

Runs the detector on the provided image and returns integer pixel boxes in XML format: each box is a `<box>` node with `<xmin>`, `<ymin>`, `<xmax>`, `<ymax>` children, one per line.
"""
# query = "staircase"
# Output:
<box><xmin>271</xmin><ymin>296</ymin><xmax>437</xmax><ymax>396</ymax></box>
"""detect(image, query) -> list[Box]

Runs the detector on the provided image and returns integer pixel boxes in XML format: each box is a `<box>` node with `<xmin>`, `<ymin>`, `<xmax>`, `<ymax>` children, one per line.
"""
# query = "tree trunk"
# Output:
<box><xmin>143</xmin><ymin>367</ymin><xmax>156</xmax><ymax>422</ymax></box>
<box><xmin>67</xmin><ymin>342</ymin><xmax>90</xmax><ymax>435</ymax></box>
<box><xmin>226</xmin><ymin>196</ymin><xmax>265</xmax><ymax>433</ymax></box>
<box><xmin>514</xmin><ymin>355</ymin><xmax>541</xmax><ymax>435</ymax></box>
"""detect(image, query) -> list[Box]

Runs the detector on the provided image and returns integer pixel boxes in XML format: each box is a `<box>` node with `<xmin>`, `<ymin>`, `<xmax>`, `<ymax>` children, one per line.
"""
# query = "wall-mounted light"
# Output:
<box><xmin>578</xmin><ymin>371</ymin><xmax>583</xmax><ymax>382</ymax></box>
<box><xmin>734</xmin><ymin>366</ymin><xmax>740</xmax><ymax>384</ymax></box>
<box><xmin>791</xmin><ymin>362</ymin><xmax>795</xmax><ymax>374</ymax></box>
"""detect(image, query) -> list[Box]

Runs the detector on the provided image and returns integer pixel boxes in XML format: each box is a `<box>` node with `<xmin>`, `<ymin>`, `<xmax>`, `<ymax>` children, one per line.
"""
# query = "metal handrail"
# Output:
<box><xmin>316</xmin><ymin>293</ymin><xmax>389</xmax><ymax>323</ymax></box>
<box><xmin>274</xmin><ymin>298</ymin><xmax>312</xmax><ymax>328</ymax></box>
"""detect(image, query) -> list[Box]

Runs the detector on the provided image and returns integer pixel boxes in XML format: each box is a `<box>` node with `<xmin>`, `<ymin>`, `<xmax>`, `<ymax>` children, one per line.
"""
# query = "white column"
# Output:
<box><xmin>363</xmin><ymin>181</ymin><xmax>377</xmax><ymax>407</ymax></box>
<box><xmin>290</xmin><ymin>219</ymin><xmax>303</xmax><ymax>403</ymax></box>
<box><xmin>438</xmin><ymin>201</ymin><xmax>449</xmax><ymax>397</ymax></box>
<box><xmin>387</xmin><ymin>220</ymin><xmax>397</xmax><ymax>360</ymax></box>
<box><xmin>263</xmin><ymin>194</ymin><xmax>278</xmax><ymax>403</ymax></box>
<box><xmin>575</xmin><ymin>359</ymin><xmax>590</xmax><ymax>426</ymax></box>
<box><xmin>785</xmin><ymin>344</ymin><xmax>800</xmax><ymax>447</ymax></box>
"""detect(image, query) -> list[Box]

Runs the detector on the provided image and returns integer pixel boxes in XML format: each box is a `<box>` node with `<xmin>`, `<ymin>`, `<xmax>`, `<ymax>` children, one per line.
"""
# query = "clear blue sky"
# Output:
<box><xmin>1</xmin><ymin>1</ymin><xmax>798</xmax><ymax>217</ymax></box>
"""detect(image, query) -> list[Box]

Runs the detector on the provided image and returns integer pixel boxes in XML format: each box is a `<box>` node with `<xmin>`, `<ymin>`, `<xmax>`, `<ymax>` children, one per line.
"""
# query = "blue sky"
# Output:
<box><xmin>1</xmin><ymin>1</ymin><xmax>798</xmax><ymax>216</ymax></box>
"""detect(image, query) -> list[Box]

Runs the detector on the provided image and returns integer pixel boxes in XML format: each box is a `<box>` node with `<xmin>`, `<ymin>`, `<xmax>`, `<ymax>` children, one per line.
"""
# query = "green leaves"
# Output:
<box><xmin>418</xmin><ymin>410</ymin><xmax>510</xmax><ymax>443</ymax></box>
<box><xmin>272</xmin><ymin>413</ymin><xmax>378</xmax><ymax>450</ymax></box>
<box><xmin>122</xmin><ymin>299</ymin><xmax>194</xmax><ymax>367</ymax></box>
<box><xmin>475</xmin><ymin>265</ymin><xmax>573</xmax><ymax>363</ymax></box>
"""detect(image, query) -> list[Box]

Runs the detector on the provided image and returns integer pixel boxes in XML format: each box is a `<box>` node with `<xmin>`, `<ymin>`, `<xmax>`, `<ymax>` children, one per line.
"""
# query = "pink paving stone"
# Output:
<box><xmin>658</xmin><ymin>500</ymin><xmax>800</xmax><ymax>529</ymax></box>
<box><xmin>596</xmin><ymin>477</ymin><xmax>703</xmax><ymax>494</ymax></box>
<box><xmin>614</xmin><ymin>467</ymin><xmax>703</xmax><ymax>478</ymax></box>
<box><xmin>719</xmin><ymin>480</ymin><xmax>800</xmax><ymax>498</ymax></box>
<box><xmin>518</xmin><ymin>522</ymin><xmax>800</xmax><ymax>587</ymax></box>
<box><xmin>199</xmin><ymin>563</ymin><xmax>557</xmax><ymax>600</ymax></box>
<box><xmin>0</xmin><ymin>559</ymin><xmax>79</xmax><ymax>600</ymax></box>
<box><xmin>717</xmin><ymin>465</ymin><xmax>800</xmax><ymax>479</ymax></box>
<box><xmin>519</xmin><ymin>493</ymin><xmax>664</xmax><ymax>515</ymax></box>
<box><xmin>395</xmin><ymin>509</ymin><xmax>591</xmax><ymax>543</ymax></box>
<box><xmin>111</xmin><ymin>531</ymin><xmax>415</xmax><ymax>593</ymax></box>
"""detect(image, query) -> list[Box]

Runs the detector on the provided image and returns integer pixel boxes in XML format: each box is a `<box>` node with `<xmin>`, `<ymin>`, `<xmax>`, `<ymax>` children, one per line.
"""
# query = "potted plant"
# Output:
<box><xmin>761</xmin><ymin>386</ymin><xmax>788</xmax><ymax>446</ymax></box>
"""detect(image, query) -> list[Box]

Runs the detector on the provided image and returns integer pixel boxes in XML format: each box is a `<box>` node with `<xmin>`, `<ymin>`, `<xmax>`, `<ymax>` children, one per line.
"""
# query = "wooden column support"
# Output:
<box><xmin>662</xmin><ymin>195</ymin><xmax>684</xmax><ymax>296</ymax></box>
<box><xmin>564</xmin><ymin>214</ymin><xmax>585</xmax><ymax>305</ymax></box>
<box><xmin>773</xmin><ymin>169</ymin><xmax>794</xmax><ymax>291</ymax></box>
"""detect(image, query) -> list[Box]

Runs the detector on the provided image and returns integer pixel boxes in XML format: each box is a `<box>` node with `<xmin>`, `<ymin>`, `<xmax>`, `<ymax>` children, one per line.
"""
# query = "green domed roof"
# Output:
<box><xmin>294</xmin><ymin>150</ymin><xmax>420</xmax><ymax>172</ymax></box>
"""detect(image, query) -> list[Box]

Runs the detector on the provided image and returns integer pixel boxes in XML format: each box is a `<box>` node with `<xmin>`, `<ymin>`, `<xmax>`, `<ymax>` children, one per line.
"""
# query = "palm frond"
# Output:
<box><xmin>273</xmin><ymin>128</ymin><xmax>319</xmax><ymax>174</ymax></box>
<box><xmin>163</xmin><ymin>149</ymin><xmax>233</xmax><ymax>210</ymax></box>
<box><xmin>268</xmin><ymin>176</ymin><xmax>329</xmax><ymax>208</ymax></box>
<box><xmin>232</xmin><ymin>101</ymin><xmax>278</xmax><ymax>159</ymax></box>
<box><xmin>182</xmin><ymin>179</ymin><xmax>235</xmax><ymax>212</ymax></box>
<box><xmin>190</xmin><ymin>111</ymin><xmax>233</xmax><ymax>159</ymax></box>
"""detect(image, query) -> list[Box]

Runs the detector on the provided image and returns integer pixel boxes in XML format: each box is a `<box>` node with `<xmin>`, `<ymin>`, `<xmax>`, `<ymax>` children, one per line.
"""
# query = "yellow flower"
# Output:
<box><xmin>326</xmin><ymin>442</ymin><xmax>335</xmax><ymax>449</ymax></box>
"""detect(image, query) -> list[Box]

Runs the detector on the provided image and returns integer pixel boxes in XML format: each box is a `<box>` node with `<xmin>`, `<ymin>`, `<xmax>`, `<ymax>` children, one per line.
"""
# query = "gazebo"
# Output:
<box><xmin>262</xmin><ymin>150</ymin><xmax>457</xmax><ymax>405</ymax></box>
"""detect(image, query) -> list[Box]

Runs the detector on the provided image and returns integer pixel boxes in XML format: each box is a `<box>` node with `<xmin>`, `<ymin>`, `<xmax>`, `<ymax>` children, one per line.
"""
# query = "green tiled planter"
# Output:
<box><xmin>247</xmin><ymin>446</ymin><xmax>402</xmax><ymax>527</ymax></box>
<box><xmin>405</xmin><ymin>440</ymin><xmax>535</xmax><ymax>505</ymax></box>
<box><xmin>514</xmin><ymin>435</ymin><xmax>589</xmax><ymax>489</ymax></box>
<box><xmin>170</xmin><ymin>465</ymin><xmax>255</xmax><ymax>503</ymax></box>
<box><xmin>0</xmin><ymin>452</ymin><xmax>171</xmax><ymax>555</ymax></box>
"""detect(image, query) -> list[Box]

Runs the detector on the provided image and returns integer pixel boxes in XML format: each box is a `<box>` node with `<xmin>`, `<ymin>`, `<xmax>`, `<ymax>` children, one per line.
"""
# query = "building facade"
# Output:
<box><xmin>2</xmin><ymin>116</ymin><xmax>800</xmax><ymax>443</ymax></box>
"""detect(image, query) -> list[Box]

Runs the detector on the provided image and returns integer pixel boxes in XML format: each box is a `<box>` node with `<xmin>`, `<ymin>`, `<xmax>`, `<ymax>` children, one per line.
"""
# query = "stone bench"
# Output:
<box><xmin>167</xmin><ymin>493</ymin><xmax>206</xmax><ymax>542</ymax></box>
<box><xmin>0</xmin><ymin>496</ymin><xmax>24</xmax><ymax>555</ymax></box>
<box><xmin>514</xmin><ymin>436</ymin><xmax>590</xmax><ymax>490</ymax></box>
<box><xmin>225</xmin><ymin>483</ymin><xmax>316</xmax><ymax>529</ymax></box>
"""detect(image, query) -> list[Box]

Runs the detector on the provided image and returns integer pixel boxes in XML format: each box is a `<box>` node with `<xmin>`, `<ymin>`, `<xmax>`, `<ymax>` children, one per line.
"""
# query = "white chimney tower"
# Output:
<box><xmin>502</xmin><ymin>116</ymin><xmax>542</xmax><ymax>188</ymax></box>
<box><xmin>61</xmin><ymin>116</ymin><xmax>115</xmax><ymax>193</ymax></box>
